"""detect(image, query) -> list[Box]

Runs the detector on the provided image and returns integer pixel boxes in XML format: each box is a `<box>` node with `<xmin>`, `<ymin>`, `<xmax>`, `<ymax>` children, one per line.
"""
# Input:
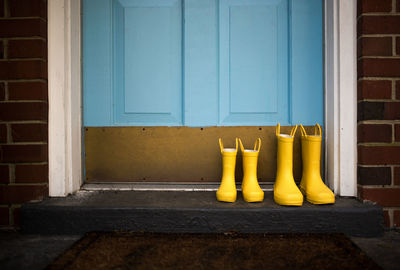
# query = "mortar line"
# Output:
<box><xmin>358</xmin><ymin>56</ymin><xmax>400</xmax><ymax>59</ymax></box>
<box><xmin>358</xmin><ymin>142</ymin><xmax>400</xmax><ymax>146</ymax></box>
<box><xmin>4</xmin><ymin>0</ymin><xmax>9</xmax><ymax>18</ymax></box>
<box><xmin>0</xmin><ymin>58</ymin><xmax>47</xmax><ymax>62</ymax></box>
<box><xmin>0</xmin><ymin>142</ymin><xmax>48</xmax><ymax>145</ymax></box>
<box><xmin>0</xmin><ymin>100</ymin><xmax>48</xmax><ymax>103</ymax></box>
<box><xmin>359</xmin><ymin>13</ymin><xmax>400</xmax><ymax>16</ymax></box>
<box><xmin>359</xmin><ymin>34</ymin><xmax>400</xmax><ymax>39</ymax></box>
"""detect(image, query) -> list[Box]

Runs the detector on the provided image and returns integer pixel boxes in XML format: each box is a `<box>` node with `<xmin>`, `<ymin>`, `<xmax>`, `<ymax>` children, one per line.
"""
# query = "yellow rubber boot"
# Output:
<box><xmin>239</xmin><ymin>138</ymin><xmax>264</xmax><ymax>202</ymax></box>
<box><xmin>216</xmin><ymin>138</ymin><xmax>238</xmax><ymax>202</ymax></box>
<box><xmin>273</xmin><ymin>124</ymin><xmax>303</xmax><ymax>206</ymax></box>
<box><xmin>299</xmin><ymin>124</ymin><xmax>335</xmax><ymax>205</ymax></box>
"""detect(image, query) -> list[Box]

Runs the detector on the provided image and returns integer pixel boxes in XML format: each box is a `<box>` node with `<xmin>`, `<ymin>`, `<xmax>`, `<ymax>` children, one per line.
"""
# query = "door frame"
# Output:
<box><xmin>48</xmin><ymin>0</ymin><xmax>357</xmax><ymax>197</ymax></box>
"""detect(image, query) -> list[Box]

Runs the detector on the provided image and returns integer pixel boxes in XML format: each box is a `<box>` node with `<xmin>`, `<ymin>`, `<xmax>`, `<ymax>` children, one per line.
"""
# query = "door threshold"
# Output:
<box><xmin>82</xmin><ymin>182</ymin><xmax>274</xmax><ymax>192</ymax></box>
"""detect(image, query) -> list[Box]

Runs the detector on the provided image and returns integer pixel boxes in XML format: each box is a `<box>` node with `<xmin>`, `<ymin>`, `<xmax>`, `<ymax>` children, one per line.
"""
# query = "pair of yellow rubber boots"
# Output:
<box><xmin>274</xmin><ymin>123</ymin><xmax>335</xmax><ymax>206</ymax></box>
<box><xmin>216</xmin><ymin>138</ymin><xmax>264</xmax><ymax>203</ymax></box>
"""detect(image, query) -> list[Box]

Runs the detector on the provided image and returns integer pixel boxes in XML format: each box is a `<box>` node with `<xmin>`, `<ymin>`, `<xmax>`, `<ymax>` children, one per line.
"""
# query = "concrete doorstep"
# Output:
<box><xmin>21</xmin><ymin>191</ymin><xmax>383</xmax><ymax>237</ymax></box>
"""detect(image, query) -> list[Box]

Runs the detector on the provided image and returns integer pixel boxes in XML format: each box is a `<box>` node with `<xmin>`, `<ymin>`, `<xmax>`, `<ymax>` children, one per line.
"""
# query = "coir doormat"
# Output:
<box><xmin>46</xmin><ymin>232</ymin><xmax>381</xmax><ymax>270</ymax></box>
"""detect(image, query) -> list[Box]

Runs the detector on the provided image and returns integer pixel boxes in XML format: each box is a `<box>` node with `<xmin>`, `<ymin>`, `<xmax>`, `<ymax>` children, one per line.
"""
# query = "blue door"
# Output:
<box><xmin>83</xmin><ymin>0</ymin><xmax>323</xmax><ymax>127</ymax></box>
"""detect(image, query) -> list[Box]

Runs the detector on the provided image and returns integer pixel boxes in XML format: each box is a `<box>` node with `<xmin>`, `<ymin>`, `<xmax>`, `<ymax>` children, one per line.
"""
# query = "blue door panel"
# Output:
<box><xmin>290</xmin><ymin>0</ymin><xmax>324</xmax><ymax>125</ymax></box>
<box><xmin>219</xmin><ymin>0</ymin><xmax>288</xmax><ymax>125</ymax></box>
<box><xmin>83</xmin><ymin>0</ymin><xmax>323</xmax><ymax>127</ymax></box>
<box><xmin>114</xmin><ymin>0</ymin><xmax>182</xmax><ymax>125</ymax></box>
<box><xmin>83</xmin><ymin>0</ymin><xmax>113</xmax><ymax>126</ymax></box>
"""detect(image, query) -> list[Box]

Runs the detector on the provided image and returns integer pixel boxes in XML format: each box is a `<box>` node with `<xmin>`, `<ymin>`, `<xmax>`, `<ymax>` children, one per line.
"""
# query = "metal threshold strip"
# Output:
<box><xmin>82</xmin><ymin>182</ymin><xmax>274</xmax><ymax>192</ymax></box>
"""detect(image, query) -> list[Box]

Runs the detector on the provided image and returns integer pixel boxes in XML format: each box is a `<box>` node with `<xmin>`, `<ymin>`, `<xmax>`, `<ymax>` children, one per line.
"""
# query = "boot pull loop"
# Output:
<box><xmin>238</xmin><ymin>138</ymin><xmax>245</xmax><ymax>153</ymax></box>
<box><xmin>219</xmin><ymin>138</ymin><xmax>224</xmax><ymax>153</ymax></box>
<box><xmin>254</xmin><ymin>138</ymin><xmax>261</xmax><ymax>152</ymax></box>
<box><xmin>276</xmin><ymin>123</ymin><xmax>281</xmax><ymax>137</ymax></box>
<box><xmin>290</xmin><ymin>125</ymin><xmax>298</xmax><ymax>137</ymax></box>
<box><xmin>315</xmin><ymin>123</ymin><xmax>322</xmax><ymax>137</ymax></box>
<box><xmin>299</xmin><ymin>125</ymin><xmax>307</xmax><ymax>137</ymax></box>
<box><xmin>235</xmin><ymin>138</ymin><xmax>239</xmax><ymax>152</ymax></box>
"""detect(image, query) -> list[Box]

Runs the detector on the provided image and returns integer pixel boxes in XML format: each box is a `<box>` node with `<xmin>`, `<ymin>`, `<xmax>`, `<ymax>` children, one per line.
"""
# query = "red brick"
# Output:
<box><xmin>358</xmin><ymin>166</ymin><xmax>392</xmax><ymax>185</ymax></box>
<box><xmin>358</xmin><ymin>58</ymin><xmax>400</xmax><ymax>77</ymax></box>
<box><xmin>394</xmin><ymin>210</ymin><xmax>400</xmax><ymax>227</ymax></box>
<box><xmin>384</xmin><ymin>102</ymin><xmax>400</xmax><ymax>120</ymax></box>
<box><xmin>13</xmin><ymin>207</ymin><xmax>20</xmax><ymax>227</ymax></box>
<box><xmin>397</xmin><ymin>81</ymin><xmax>400</xmax><ymax>100</ymax></box>
<box><xmin>396</xmin><ymin>125</ymin><xmax>400</xmax><ymax>142</ymax></box>
<box><xmin>0</xmin><ymin>102</ymin><xmax>47</xmax><ymax>121</ymax></box>
<box><xmin>0</xmin><ymin>19</ymin><xmax>46</xmax><ymax>38</ymax></box>
<box><xmin>11</xmin><ymin>123</ymin><xmax>47</xmax><ymax>142</ymax></box>
<box><xmin>359</xmin><ymin>187</ymin><xmax>400</xmax><ymax>207</ymax></box>
<box><xmin>358</xmin><ymin>80</ymin><xmax>392</xmax><ymax>100</ymax></box>
<box><xmin>383</xmin><ymin>210</ymin><xmax>390</xmax><ymax>227</ymax></box>
<box><xmin>9</xmin><ymin>0</ymin><xmax>47</xmax><ymax>18</ymax></box>
<box><xmin>358</xmin><ymin>37</ymin><xmax>392</xmax><ymax>57</ymax></box>
<box><xmin>0</xmin><ymin>165</ymin><xmax>9</xmax><ymax>184</ymax></box>
<box><xmin>357</xmin><ymin>101</ymin><xmax>384</xmax><ymax>120</ymax></box>
<box><xmin>8</xmin><ymin>39</ymin><xmax>47</xmax><ymax>59</ymax></box>
<box><xmin>0</xmin><ymin>83</ymin><xmax>4</xmax><ymax>100</ymax></box>
<box><xmin>397</xmin><ymin>37</ymin><xmax>400</xmax><ymax>56</ymax></box>
<box><xmin>0</xmin><ymin>40</ymin><xmax>3</xmax><ymax>59</ymax></box>
<box><xmin>0</xmin><ymin>207</ymin><xmax>9</xmax><ymax>226</ymax></box>
<box><xmin>394</xmin><ymin>167</ymin><xmax>400</xmax><ymax>185</ymax></box>
<box><xmin>0</xmin><ymin>123</ymin><xmax>6</xmax><ymax>143</ymax></box>
<box><xmin>15</xmin><ymin>164</ymin><xmax>48</xmax><ymax>183</ymax></box>
<box><xmin>358</xmin><ymin>124</ymin><xmax>392</xmax><ymax>143</ymax></box>
<box><xmin>0</xmin><ymin>185</ymin><xmax>47</xmax><ymax>204</ymax></box>
<box><xmin>0</xmin><ymin>61</ymin><xmax>47</xmax><ymax>80</ymax></box>
<box><xmin>358</xmin><ymin>16</ymin><xmax>400</xmax><ymax>35</ymax></box>
<box><xmin>0</xmin><ymin>144</ymin><xmax>48</xmax><ymax>163</ymax></box>
<box><xmin>8</xmin><ymin>81</ymin><xmax>47</xmax><ymax>101</ymax></box>
<box><xmin>358</xmin><ymin>0</ymin><xmax>392</xmax><ymax>14</ymax></box>
<box><xmin>0</xmin><ymin>0</ymin><xmax>4</xmax><ymax>17</ymax></box>
<box><xmin>358</xmin><ymin>145</ymin><xmax>400</xmax><ymax>165</ymax></box>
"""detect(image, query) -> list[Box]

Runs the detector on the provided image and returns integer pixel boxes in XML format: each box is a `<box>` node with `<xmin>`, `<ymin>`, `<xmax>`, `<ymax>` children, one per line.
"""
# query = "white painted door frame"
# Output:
<box><xmin>48</xmin><ymin>0</ymin><xmax>357</xmax><ymax>197</ymax></box>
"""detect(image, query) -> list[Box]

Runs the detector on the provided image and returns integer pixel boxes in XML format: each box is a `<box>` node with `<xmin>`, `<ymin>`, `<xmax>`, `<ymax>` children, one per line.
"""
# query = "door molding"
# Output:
<box><xmin>48</xmin><ymin>0</ymin><xmax>82</xmax><ymax>196</ymax></box>
<box><xmin>324</xmin><ymin>0</ymin><xmax>357</xmax><ymax>197</ymax></box>
<box><xmin>48</xmin><ymin>0</ymin><xmax>357</xmax><ymax>196</ymax></box>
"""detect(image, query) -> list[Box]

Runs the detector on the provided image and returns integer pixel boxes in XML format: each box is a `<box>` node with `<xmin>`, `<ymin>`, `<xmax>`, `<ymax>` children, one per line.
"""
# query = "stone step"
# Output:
<box><xmin>21</xmin><ymin>191</ymin><xmax>383</xmax><ymax>237</ymax></box>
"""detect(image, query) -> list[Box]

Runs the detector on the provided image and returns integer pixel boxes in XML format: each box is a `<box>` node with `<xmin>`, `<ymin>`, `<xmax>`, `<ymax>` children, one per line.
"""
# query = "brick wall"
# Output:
<box><xmin>0</xmin><ymin>0</ymin><xmax>48</xmax><ymax>228</ymax></box>
<box><xmin>357</xmin><ymin>0</ymin><xmax>400</xmax><ymax>228</ymax></box>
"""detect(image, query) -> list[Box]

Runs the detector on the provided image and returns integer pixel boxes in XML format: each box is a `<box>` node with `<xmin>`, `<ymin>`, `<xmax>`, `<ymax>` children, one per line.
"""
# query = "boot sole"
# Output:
<box><xmin>216</xmin><ymin>194</ymin><xmax>237</xmax><ymax>203</ymax></box>
<box><xmin>300</xmin><ymin>187</ymin><xmax>335</xmax><ymax>205</ymax></box>
<box><xmin>306</xmin><ymin>198</ymin><xmax>335</xmax><ymax>205</ymax></box>
<box><xmin>243</xmin><ymin>194</ymin><xmax>264</xmax><ymax>203</ymax></box>
<box><xmin>274</xmin><ymin>196</ymin><xmax>303</xmax><ymax>206</ymax></box>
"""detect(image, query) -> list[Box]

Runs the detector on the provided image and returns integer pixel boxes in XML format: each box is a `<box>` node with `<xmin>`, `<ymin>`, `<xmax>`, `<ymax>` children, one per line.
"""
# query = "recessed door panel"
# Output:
<box><xmin>114</xmin><ymin>0</ymin><xmax>182</xmax><ymax>125</ymax></box>
<box><xmin>219</xmin><ymin>0</ymin><xmax>288</xmax><ymax>125</ymax></box>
